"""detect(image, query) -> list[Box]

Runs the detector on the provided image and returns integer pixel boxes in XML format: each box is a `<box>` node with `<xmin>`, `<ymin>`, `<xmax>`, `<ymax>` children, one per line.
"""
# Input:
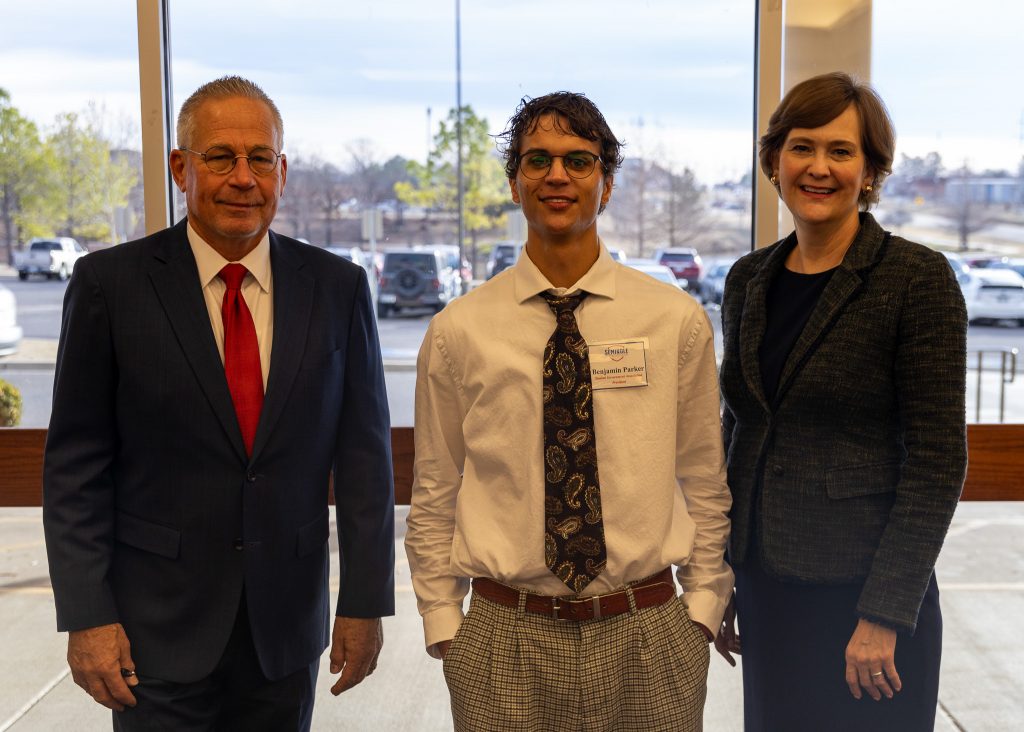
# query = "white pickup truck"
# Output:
<box><xmin>14</xmin><ymin>237</ymin><xmax>88</xmax><ymax>281</ymax></box>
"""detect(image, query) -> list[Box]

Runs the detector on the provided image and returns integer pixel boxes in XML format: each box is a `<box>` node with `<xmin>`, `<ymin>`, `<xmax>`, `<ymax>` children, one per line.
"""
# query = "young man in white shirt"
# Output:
<box><xmin>405</xmin><ymin>91</ymin><xmax>732</xmax><ymax>732</ymax></box>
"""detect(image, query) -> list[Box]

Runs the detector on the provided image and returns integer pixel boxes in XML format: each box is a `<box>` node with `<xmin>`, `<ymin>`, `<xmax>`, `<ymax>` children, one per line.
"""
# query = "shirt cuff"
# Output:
<box><xmin>422</xmin><ymin>604</ymin><xmax>466</xmax><ymax>659</ymax></box>
<box><xmin>679</xmin><ymin>588</ymin><xmax>729</xmax><ymax>640</ymax></box>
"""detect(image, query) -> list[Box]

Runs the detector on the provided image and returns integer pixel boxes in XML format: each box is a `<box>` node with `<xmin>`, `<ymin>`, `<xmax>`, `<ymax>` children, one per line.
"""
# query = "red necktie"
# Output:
<box><xmin>218</xmin><ymin>263</ymin><xmax>263</xmax><ymax>455</ymax></box>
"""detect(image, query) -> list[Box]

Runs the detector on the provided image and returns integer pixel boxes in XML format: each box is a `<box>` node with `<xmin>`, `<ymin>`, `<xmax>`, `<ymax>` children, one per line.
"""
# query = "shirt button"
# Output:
<box><xmin>772</xmin><ymin>464</ymin><xmax>784</xmax><ymax>476</ymax></box>
<box><xmin>233</xmin><ymin>538</ymin><xmax>244</xmax><ymax>551</ymax></box>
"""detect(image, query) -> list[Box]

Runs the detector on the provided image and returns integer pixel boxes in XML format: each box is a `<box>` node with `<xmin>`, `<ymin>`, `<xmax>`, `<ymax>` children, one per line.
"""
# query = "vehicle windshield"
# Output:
<box><xmin>659</xmin><ymin>253</ymin><xmax>694</xmax><ymax>263</ymax></box>
<box><xmin>384</xmin><ymin>253</ymin><xmax>436</xmax><ymax>273</ymax></box>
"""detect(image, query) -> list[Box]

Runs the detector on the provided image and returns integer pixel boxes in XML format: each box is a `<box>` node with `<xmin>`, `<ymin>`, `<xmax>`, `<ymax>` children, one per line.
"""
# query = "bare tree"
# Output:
<box><xmin>610</xmin><ymin>156</ymin><xmax>707</xmax><ymax>257</ymax></box>
<box><xmin>307</xmin><ymin>155</ymin><xmax>346</xmax><ymax>244</ymax></box>
<box><xmin>277</xmin><ymin>154</ymin><xmax>319</xmax><ymax>243</ymax></box>
<box><xmin>944</xmin><ymin>162</ymin><xmax>994</xmax><ymax>251</ymax></box>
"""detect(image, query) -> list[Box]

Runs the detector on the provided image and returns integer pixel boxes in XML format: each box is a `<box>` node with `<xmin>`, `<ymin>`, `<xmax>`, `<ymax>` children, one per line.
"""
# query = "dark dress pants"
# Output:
<box><xmin>734</xmin><ymin>556</ymin><xmax>942</xmax><ymax>732</ymax></box>
<box><xmin>112</xmin><ymin>596</ymin><xmax>318</xmax><ymax>732</ymax></box>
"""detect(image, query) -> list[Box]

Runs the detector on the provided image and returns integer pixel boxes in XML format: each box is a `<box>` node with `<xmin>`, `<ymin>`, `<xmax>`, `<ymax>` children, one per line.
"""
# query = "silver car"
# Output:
<box><xmin>0</xmin><ymin>284</ymin><xmax>23</xmax><ymax>356</ymax></box>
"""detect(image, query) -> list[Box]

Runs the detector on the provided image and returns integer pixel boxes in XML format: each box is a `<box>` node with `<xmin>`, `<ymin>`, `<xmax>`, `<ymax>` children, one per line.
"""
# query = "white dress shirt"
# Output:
<box><xmin>187</xmin><ymin>223</ymin><xmax>273</xmax><ymax>389</ymax></box>
<box><xmin>405</xmin><ymin>244</ymin><xmax>733</xmax><ymax>656</ymax></box>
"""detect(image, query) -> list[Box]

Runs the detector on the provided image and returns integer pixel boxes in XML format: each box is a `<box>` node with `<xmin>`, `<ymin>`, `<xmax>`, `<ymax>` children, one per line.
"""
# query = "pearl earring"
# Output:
<box><xmin>770</xmin><ymin>174</ymin><xmax>778</xmax><ymax>186</ymax></box>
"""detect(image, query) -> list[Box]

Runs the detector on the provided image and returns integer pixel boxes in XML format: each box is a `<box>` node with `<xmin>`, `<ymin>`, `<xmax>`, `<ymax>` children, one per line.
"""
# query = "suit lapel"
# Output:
<box><xmin>773</xmin><ymin>266</ymin><xmax>861</xmax><ymax>404</ymax></box>
<box><xmin>773</xmin><ymin>214</ymin><xmax>889</xmax><ymax>406</ymax></box>
<box><xmin>739</xmin><ymin>234</ymin><xmax>796</xmax><ymax>412</ymax></box>
<box><xmin>250</xmin><ymin>233</ymin><xmax>314</xmax><ymax>461</ymax></box>
<box><xmin>148</xmin><ymin>221</ymin><xmax>249</xmax><ymax>462</ymax></box>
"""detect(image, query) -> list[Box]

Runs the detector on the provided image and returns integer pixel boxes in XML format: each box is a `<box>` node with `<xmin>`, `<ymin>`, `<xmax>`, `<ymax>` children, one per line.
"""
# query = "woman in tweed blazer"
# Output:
<box><xmin>716</xmin><ymin>72</ymin><xmax>967</xmax><ymax>731</ymax></box>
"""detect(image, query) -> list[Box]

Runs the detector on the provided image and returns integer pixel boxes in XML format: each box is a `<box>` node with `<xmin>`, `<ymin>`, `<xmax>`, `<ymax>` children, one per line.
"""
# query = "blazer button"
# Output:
<box><xmin>772</xmin><ymin>464</ymin><xmax>784</xmax><ymax>476</ymax></box>
<box><xmin>246</xmin><ymin>470</ymin><xmax>257</xmax><ymax>483</ymax></box>
<box><xmin>233</xmin><ymin>538</ymin><xmax>244</xmax><ymax>551</ymax></box>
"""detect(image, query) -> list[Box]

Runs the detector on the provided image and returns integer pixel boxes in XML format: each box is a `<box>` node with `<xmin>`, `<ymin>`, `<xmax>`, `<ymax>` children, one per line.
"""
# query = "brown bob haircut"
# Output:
<box><xmin>758</xmin><ymin>71</ymin><xmax>895</xmax><ymax>209</ymax></box>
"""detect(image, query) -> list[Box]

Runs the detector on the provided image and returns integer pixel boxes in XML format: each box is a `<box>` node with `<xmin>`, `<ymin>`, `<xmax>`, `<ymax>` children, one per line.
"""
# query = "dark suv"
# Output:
<box><xmin>377</xmin><ymin>249</ymin><xmax>458</xmax><ymax>318</ymax></box>
<box><xmin>486</xmin><ymin>242</ymin><xmax>521</xmax><ymax>279</ymax></box>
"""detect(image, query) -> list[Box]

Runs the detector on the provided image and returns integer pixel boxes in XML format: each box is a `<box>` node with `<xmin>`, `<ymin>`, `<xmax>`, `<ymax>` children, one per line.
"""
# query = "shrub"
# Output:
<box><xmin>0</xmin><ymin>379</ymin><xmax>22</xmax><ymax>427</ymax></box>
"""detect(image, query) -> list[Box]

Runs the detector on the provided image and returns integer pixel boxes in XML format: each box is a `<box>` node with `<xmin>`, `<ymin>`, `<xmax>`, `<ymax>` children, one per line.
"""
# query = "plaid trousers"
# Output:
<box><xmin>442</xmin><ymin>587</ymin><xmax>710</xmax><ymax>732</ymax></box>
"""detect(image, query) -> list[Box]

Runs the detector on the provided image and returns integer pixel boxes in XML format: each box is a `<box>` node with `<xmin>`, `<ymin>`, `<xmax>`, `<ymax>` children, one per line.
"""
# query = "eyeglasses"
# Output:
<box><xmin>518</xmin><ymin>151</ymin><xmax>602</xmax><ymax>180</ymax></box>
<box><xmin>179</xmin><ymin>146</ymin><xmax>283</xmax><ymax>175</ymax></box>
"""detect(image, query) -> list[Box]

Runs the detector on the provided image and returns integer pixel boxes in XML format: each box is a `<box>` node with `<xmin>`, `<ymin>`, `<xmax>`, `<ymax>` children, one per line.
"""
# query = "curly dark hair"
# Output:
<box><xmin>496</xmin><ymin>92</ymin><xmax>624</xmax><ymax>181</ymax></box>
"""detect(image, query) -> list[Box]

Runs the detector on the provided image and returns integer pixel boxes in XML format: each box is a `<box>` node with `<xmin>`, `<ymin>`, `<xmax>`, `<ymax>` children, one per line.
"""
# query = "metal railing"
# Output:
<box><xmin>971</xmin><ymin>348</ymin><xmax>1019</xmax><ymax>423</ymax></box>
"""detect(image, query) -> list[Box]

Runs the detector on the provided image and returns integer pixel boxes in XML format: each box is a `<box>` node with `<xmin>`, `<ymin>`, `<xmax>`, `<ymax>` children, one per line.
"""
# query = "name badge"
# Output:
<box><xmin>588</xmin><ymin>338</ymin><xmax>649</xmax><ymax>390</ymax></box>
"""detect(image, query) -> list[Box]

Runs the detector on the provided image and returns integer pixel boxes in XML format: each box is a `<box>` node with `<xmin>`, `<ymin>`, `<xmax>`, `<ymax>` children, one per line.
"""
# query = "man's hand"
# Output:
<box><xmin>435</xmin><ymin>639</ymin><xmax>452</xmax><ymax>659</ymax></box>
<box><xmin>713</xmin><ymin>591</ymin><xmax>741</xmax><ymax>667</ymax></box>
<box><xmin>845</xmin><ymin>617</ymin><xmax>901</xmax><ymax>701</ymax></box>
<box><xmin>329</xmin><ymin>617</ymin><xmax>383</xmax><ymax>695</ymax></box>
<box><xmin>67</xmin><ymin>623</ymin><xmax>138</xmax><ymax>711</ymax></box>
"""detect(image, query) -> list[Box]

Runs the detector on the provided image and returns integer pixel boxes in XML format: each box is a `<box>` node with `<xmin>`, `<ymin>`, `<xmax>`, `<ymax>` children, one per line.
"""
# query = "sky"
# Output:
<box><xmin>1</xmin><ymin>0</ymin><xmax>1021</xmax><ymax>183</ymax></box>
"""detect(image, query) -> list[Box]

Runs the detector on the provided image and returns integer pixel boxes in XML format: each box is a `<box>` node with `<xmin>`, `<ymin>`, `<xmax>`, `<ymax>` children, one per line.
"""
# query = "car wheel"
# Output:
<box><xmin>17</xmin><ymin>272</ymin><xmax>28</xmax><ymax>281</ymax></box>
<box><xmin>377</xmin><ymin>303</ymin><xmax>391</xmax><ymax>319</ymax></box>
<box><xmin>58</xmin><ymin>264</ymin><xmax>69</xmax><ymax>281</ymax></box>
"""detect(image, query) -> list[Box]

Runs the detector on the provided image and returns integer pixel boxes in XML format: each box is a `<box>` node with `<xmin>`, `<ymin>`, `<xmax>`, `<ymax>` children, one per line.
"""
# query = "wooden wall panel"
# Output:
<box><xmin>1</xmin><ymin>425</ymin><xmax>1019</xmax><ymax>506</ymax></box>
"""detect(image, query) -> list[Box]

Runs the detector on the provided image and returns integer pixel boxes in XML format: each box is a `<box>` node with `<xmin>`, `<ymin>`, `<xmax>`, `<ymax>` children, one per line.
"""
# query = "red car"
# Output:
<box><xmin>653</xmin><ymin>247</ymin><xmax>703</xmax><ymax>292</ymax></box>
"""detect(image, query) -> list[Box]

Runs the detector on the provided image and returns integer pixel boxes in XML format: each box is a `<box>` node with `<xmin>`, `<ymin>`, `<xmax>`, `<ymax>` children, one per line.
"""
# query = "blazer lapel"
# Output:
<box><xmin>739</xmin><ymin>234</ymin><xmax>796</xmax><ymax>412</ymax></box>
<box><xmin>249</xmin><ymin>233</ymin><xmax>314</xmax><ymax>461</ymax></box>
<box><xmin>773</xmin><ymin>214</ymin><xmax>889</xmax><ymax>405</ymax></box>
<box><xmin>148</xmin><ymin>221</ymin><xmax>249</xmax><ymax>462</ymax></box>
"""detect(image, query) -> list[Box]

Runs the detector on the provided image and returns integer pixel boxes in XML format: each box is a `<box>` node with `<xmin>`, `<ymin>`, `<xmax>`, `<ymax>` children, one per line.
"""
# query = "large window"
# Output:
<box><xmin>167</xmin><ymin>0</ymin><xmax>754</xmax><ymax>427</ymax></box>
<box><xmin>873</xmin><ymin>0</ymin><xmax>1024</xmax><ymax>422</ymax></box>
<box><xmin>0</xmin><ymin>1</ymin><xmax>142</xmax><ymax>427</ymax></box>
<box><xmin>780</xmin><ymin>0</ymin><xmax>1024</xmax><ymax>424</ymax></box>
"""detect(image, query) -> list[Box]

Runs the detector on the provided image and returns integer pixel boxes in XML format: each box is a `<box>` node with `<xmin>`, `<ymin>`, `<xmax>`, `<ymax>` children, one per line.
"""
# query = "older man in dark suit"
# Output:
<box><xmin>43</xmin><ymin>76</ymin><xmax>394</xmax><ymax>731</ymax></box>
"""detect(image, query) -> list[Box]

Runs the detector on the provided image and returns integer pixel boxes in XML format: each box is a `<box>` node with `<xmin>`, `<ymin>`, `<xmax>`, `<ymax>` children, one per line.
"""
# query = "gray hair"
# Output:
<box><xmin>176</xmin><ymin>76</ymin><xmax>284</xmax><ymax>150</ymax></box>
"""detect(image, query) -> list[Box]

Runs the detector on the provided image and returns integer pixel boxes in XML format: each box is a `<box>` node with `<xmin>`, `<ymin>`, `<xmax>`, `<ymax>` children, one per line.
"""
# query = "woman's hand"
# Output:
<box><xmin>713</xmin><ymin>591</ymin><xmax>741</xmax><ymax>666</ymax></box>
<box><xmin>844</xmin><ymin>617</ymin><xmax>901</xmax><ymax>700</ymax></box>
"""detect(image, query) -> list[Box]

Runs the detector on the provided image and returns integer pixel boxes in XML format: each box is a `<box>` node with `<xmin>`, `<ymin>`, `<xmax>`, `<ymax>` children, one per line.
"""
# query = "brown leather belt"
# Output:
<box><xmin>471</xmin><ymin>567</ymin><xmax>675</xmax><ymax>622</ymax></box>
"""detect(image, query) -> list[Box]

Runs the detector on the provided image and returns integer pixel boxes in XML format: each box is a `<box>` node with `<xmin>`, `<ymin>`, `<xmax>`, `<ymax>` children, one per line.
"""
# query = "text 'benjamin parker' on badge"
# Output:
<box><xmin>588</xmin><ymin>338</ymin><xmax>649</xmax><ymax>390</ymax></box>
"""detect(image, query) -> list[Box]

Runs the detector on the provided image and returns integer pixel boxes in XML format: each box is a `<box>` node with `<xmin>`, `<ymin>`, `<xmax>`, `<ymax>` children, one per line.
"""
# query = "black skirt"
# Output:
<box><xmin>733</xmin><ymin>556</ymin><xmax>942</xmax><ymax>732</ymax></box>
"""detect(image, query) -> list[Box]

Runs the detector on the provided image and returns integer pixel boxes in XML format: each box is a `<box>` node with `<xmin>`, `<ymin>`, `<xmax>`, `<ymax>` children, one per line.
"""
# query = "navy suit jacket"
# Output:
<box><xmin>43</xmin><ymin>220</ymin><xmax>395</xmax><ymax>682</ymax></box>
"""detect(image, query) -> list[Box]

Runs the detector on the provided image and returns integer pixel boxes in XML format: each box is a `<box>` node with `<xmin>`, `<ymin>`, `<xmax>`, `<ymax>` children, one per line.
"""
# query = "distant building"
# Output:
<box><xmin>945</xmin><ymin>176</ymin><xmax>1022</xmax><ymax>207</ymax></box>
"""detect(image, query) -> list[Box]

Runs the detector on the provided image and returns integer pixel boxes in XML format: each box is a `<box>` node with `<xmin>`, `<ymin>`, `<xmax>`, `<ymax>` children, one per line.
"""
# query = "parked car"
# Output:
<box><xmin>987</xmin><ymin>257</ymin><xmax>1024</xmax><ymax>279</ymax></box>
<box><xmin>624</xmin><ymin>259</ymin><xmax>684</xmax><ymax>289</ymax></box>
<box><xmin>325</xmin><ymin>245</ymin><xmax>374</xmax><ymax>282</ymax></box>
<box><xmin>415</xmin><ymin>244</ymin><xmax>470</xmax><ymax>292</ymax></box>
<box><xmin>377</xmin><ymin>249</ymin><xmax>460</xmax><ymax>318</ymax></box>
<box><xmin>961</xmin><ymin>267</ymin><xmax>1024</xmax><ymax>326</ymax></box>
<box><xmin>941</xmin><ymin>251</ymin><xmax>974</xmax><ymax>291</ymax></box>
<box><xmin>0</xmin><ymin>284</ymin><xmax>23</xmax><ymax>356</ymax></box>
<box><xmin>324</xmin><ymin>244</ymin><xmax>367</xmax><ymax>266</ymax></box>
<box><xmin>14</xmin><ymin>237</ymin><xmax>87</xmax><ymax>281</ymax></box>
<box><xmin>652</xmin><ymin>247</ymin><xmax>703</xmax><ymax>292</ymax></box>
<box><xmin>697</xmin><ymin>258</ymin><xmax>737</xmax><ymax>306</ymax></box>
<box><xmin>486</xmin><ymin>241</ymin><xmax>522</xmax><ymax>279</ymax></box>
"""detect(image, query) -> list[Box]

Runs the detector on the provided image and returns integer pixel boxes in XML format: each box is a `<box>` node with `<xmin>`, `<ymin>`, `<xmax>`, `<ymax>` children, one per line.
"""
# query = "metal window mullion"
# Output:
<box><xmin>136</xmin><ymin>0</ymin><xmax>174</xmax><ymax>235</ymax></box>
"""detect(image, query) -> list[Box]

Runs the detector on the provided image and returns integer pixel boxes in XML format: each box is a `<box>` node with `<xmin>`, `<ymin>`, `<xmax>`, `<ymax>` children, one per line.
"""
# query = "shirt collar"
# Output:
<box><xmin>187</xmin><ymin>222</ymin><xmax>272</xmax><ymax>293</ymax></box>
<box><xmin>512</xmin><ymin>239</ymin><xmax>618</xmax><ymax>304</ymax></box>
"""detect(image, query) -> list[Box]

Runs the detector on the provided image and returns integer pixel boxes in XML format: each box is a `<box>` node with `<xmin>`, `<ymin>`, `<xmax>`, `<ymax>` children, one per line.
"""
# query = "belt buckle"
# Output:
<box><xmin>551</xmin><ymin>595</ymin><xmax>604</xmax><ymax>621</ymax></box>
<box><xmin>551</xmin><ymin>598</ymin><xmax>570</xmax><ymax>621</ymax></box>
